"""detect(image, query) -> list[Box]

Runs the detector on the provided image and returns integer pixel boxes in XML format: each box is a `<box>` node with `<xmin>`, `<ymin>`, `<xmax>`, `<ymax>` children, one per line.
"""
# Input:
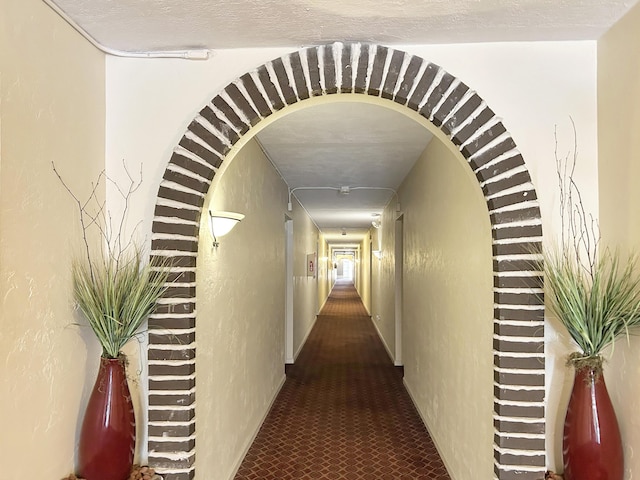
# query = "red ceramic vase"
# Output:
<box><xmin>563</xmin><ymin>365</ymin><xmax>623</xmax><ymax>480</ymax></box>
<box><xmin>78</xmin><ymin>356</ymin><xmax>135</xmax><ymax>480</ymax></box>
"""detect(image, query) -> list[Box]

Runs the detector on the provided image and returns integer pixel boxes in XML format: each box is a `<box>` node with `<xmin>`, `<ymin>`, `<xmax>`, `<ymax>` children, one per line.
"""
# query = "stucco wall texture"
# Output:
<box><xmin>401</xmin><ymin>138</ymin><xmax>494</xmax><ymax>479</ymax></box>
<box><xmin>291</xmin><ymin>194</ymin><xmax>322</xmax><ymax>359</ymax></box>
<box><xmin>597</xmin><ymin>3</ymin><xmax>640</xmax><ymax>479</ymax></box>
<box><xmin>196</xmin><ymin>138</ymin><xmax>290</xmax><ymax>478</ymax></box>
<box><xmin>0</xmin><ymin>0</ymin><xmax>106</xmax><ymax>477</ymax></box>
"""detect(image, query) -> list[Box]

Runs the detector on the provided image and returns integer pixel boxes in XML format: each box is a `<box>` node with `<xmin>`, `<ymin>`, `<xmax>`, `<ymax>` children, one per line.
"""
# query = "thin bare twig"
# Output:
<box><xmin>52</xmin><ymin>160</ymin><xmax>145</xmax><ymax>274</ymax></box>
<box><xmin>554</xmin><ymin>117</ymin><xmax>601</xmax><ymax>280</ymax></box>
<box><xmin>52</xmin><ymin>162</ymin><xmax>104</xmax><ymax>283</ymax></box>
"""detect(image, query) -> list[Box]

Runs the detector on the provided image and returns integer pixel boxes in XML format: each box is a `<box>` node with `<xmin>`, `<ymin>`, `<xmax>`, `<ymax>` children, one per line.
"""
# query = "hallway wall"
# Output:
<box><xmin>597</xmin><ymin>3</ymin><xmax>640</xmax><ymax>478</ymax></box>
<box><xmin>400</xmin><ymin>139</ymin><xmax>494</xmax><ymax>479</ymax></box>
<box><xmin>370</xmin><ymin>200</ymin><xmax>401</xmax><ymax>361</ymax></box>
<box><xmin>0</xmin><ymin>0</ymin><xmax>106</xmax><ymax>477</ymax></box>
<box><xmin>317</xmin><ymin>235</ymin><xmax>331</xmax><ymax>312</ymax></box>
<box><xmin>196</xmin><ymin>137</ymin><xmax>288</xmax><ymax>478</ymax></box>
<box><xmin>359</xmin><ymin>238</ymin><xmax>372</xmax><ymax>314</ymax></box>
<box><xmin>196</xmin><ymin>137</ymin><xmax>320</xmax><ymax>478</ymax></box>
<box><xmin>291</xmin><ymin>195</ymin><xmax>321</xmax><ymax>358</ymax></box>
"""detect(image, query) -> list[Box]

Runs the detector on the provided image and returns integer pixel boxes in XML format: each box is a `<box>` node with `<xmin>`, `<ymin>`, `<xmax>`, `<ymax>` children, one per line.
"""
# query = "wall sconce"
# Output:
<box><xmin>372</xmin><ymin>250</ymin><xmax>382</xmax><ymax>259</ymax></box>
<box><xmin>371</xmin><ymin>213</ymin><xmax>381</xmax><ymax>229</ymax></box>
<box><xmin>209</xmin><ymin>210</ymin><xmax>244</xmax><ymax>247</ymax></box>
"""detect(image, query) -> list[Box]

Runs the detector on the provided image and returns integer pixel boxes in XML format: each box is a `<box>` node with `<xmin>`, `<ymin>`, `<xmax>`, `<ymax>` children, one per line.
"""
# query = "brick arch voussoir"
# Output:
<box><xmin>148</xmin><ymin>42</ymin><xmax>546</xmax><ymax>480</ymax></box>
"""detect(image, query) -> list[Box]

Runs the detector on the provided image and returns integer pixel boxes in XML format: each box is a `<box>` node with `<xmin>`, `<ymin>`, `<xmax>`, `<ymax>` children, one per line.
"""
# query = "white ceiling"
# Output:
<box><xmin>46</xmin><ymin>0</ymin><xmax>637</xmax><ymax>52</ymax></box>
<box><xmin>257</xmin><ymin>102</ymin><xmax>432</xmax><ymax>241</ymax></box>
<box><xmin>43</xmin><ymin>0</ymin><xmax>638</xmax><ymax>244</ymax></box>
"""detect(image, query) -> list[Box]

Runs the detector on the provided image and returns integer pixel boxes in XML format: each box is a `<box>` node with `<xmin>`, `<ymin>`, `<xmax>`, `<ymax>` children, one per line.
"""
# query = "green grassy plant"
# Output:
<box><xmin>72</xmin><ymin>249</ymin><xmax>171</xmax><ymax>359</ymax></box>
<box><xmin>54</xmin><ymin>161</ymin><xmax>172</xmax><ymax>359</ymax></box>
<box><xmin>544</xmin><ymin>247</ymin><xmax>640</xmax><ymax>364</ymax></box>
<box><xmin>543</xmin><ymin>121</ymin><xmax>640</xmax><ymax>367</ymax></box>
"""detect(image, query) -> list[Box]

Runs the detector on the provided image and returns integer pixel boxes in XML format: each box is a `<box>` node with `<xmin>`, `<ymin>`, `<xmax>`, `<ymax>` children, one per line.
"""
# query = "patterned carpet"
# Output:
<box><xmin>234</xmin><ymin>280</ymin><xmax>450</xmax><ymax>479</ymax></box>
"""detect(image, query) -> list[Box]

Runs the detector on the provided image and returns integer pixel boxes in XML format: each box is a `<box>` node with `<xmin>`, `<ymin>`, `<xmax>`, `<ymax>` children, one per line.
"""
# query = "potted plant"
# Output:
<box><xmin>541</xmin><ymin>128</ymin><xmax>640</xmax><ymax>480</ymax></box>
<box><xmin>54</xmin><ymin>164</ymin><xmax>171</xmax><ymax>480</ymax></box>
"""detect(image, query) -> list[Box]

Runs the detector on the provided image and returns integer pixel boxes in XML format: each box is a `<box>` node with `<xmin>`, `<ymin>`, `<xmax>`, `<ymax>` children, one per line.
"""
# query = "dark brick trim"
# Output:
<box><xmin>494</xmin><ymin>386</ymin><xmax>545</xmax><ymax>403</ymax></box>
<box><xmin>495</xmin><ymin>434</ymin><xmax>545</xmax><ymax>451</ymax></box>
<box><xmin>149</xmin><ymin>42</ymin><xmax>545</xmax><ymax>479</ymax></box>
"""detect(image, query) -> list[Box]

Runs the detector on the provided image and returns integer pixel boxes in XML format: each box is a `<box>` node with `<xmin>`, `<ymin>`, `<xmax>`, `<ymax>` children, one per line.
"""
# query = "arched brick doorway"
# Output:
<box><xmin>148</xmin><ymin>42</ymin><xmax>545</xmax><ymax>480</ymax></box>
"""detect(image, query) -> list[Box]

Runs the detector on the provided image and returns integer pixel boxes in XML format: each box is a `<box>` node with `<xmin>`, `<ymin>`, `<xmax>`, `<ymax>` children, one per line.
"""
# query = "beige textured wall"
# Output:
<box><xmin>196</xmin><ymin>138</ymin><xmax>288</xmax><ymax>478</ymax></box>
<box><xmin>291</xmin><ymin>196</ymin><xmax>320</xmax><ymax>357</ymax></box>
<box><xmin>359</xmin><ymin>238</ymin><xmax>372</xmax><ymax>314</ymax></box>
<box><xmin>400</xmin><ymin>139</ymin><xmax>494</xmax><ymax>479</ymax></box>
<box><xmin>598</xmin><ymin>3</ymin><xmax>640</xmax><ymax>252</ymax></box>
<box><xmin>597</xmin><ymin>3</ymin><xmax>640</xmax><ymax>478</ymax></box>
<box><xmin>0</xmin><ymin>0</ymin><xmax>105</xmax><ymax>476</ymax></box>
<box><xmin>317</xmin><ymin>235</ymin><xmax>330</xmax><ymax>312</ymax></box>
<box><xmin>371</xmin><ymin>199</ymin><xmax>404</xmax><ymax>361</ymax></box>
<box><xmin>196</xmin><ymin>137</ymin><xmax>321</xmax><ymax>478</ymax></box>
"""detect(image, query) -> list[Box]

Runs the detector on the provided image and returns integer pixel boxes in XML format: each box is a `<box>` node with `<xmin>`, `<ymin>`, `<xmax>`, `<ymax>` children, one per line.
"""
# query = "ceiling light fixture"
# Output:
<box><xmin>209</xmin><ymin>211</ymin><xmax>245</xmax><ymax>247</ymax></box>
<box><xmin>286</xmin><ymin>186</ymin><xmax>400</xmax><ymax>212</ymax></box>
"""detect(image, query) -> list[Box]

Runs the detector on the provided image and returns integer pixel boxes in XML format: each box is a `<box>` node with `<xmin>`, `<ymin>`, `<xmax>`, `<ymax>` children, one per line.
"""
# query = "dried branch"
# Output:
<box><xmin>52</xmin><ymin>162</ymin><xmax>105</xmax><ymax>283</ymax></box>
<box><xmin>546</xmin><ymin>119</ymin><xmax>640</xmax><ymax>358</ymax></box>
<box><xmin>53</xmin><ymin>160</ymin><xmax>146</xmax><ymax>271</ymax></box>
<box><xmin>103</xmin><ymin>160</ymin><xmax>144</xmax><ymax>271</ymax></box>
<box><xmin>554</xmin><ymin>118</ymin><xmax>600</xmax><ymax>279</ymax></box>
<box><xmin>53</xmin><ymin>160</ymin><xmax>173</xmax><ymax>358</ymax></box>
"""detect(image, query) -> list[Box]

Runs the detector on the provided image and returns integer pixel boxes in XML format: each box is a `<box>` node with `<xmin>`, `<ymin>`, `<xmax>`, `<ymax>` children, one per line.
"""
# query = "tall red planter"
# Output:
<box><xmin>78</xmin><ymin>356</ymin><xmax>135</xmax><ymax>480</ymax></box>
<box><xmin>563</xmin><ymin>365</ymin><xmax>623</xmax><ymax>480</ymax></box>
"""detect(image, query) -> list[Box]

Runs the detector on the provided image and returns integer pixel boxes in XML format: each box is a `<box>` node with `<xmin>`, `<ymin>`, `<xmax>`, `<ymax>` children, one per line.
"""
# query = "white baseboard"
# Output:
<box><xmin>371</xmin><ymin>317</ymin><xmax>395</xmax><ymax>365</ymax></box>
<box><xmin>294</xmin><ymin>315</ymin><xmax>317</xmax><ymax>361</ymax></box>
<box><xmin>403</xmin><ymin>378</ymin><xmax>457</xmax><ymax>480</ymax></box>
<box><xmin>227</xmin><ymin>374</ymin><xmax>287</xmax><ymax>480</ymax></box>
<box><xmin>317</xmin><ymin>293</ymin><xmax>328</xmax><ymax>314</ymax></box>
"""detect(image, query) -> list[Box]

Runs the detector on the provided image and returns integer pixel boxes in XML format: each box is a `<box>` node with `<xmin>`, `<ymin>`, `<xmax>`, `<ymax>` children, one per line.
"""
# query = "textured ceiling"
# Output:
<box><xmin>43</xmin><ymin>0</ymin><xmax>638</xmax><ymax>244</ymax></box>
<box><xmin>256</xmin><ymin>102</ymin><xmax>432</xmax><ymax>241</ymax></box>
<box><xmin>46</xmin><ymin>0</ymin><xmax>637</xmax><ymax>52</ymax></box>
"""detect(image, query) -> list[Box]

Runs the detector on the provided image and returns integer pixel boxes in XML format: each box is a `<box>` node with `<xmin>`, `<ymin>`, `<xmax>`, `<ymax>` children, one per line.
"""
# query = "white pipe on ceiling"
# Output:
<box><xmin>41</xmin><ymin>0</ymin><xmax>210</xmax><ymax>60</ymax></box>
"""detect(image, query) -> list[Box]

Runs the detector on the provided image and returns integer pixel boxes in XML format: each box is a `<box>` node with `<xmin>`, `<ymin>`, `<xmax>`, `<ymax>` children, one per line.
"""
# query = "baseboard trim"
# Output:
<box><xmin>403</xmin><ymin>378</ymin><xmax>456</xmax><ymax>480</ymax></box>
<box><xmin>293</xmin><ymin>315</ymin><xmax>317</xmax><ymax>361</ymax></box>
<box><xmin>317</xmin><ymin>293</ymin><xmax>328</xmax><ymax>315</ymax></box>
<box><xmin>371</xmin><ymin>317</ymin><xmax>395</xmax><ymax>365</ymax></box>
<box><xmin>227</xmin><ymin>374</ymin><xmax>287</xmax><ymax>480</ymax></box>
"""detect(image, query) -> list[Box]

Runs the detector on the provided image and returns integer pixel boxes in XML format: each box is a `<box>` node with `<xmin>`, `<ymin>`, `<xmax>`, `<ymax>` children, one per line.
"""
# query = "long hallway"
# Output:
<box><xmin>234</xmin><ymin>280</ymin><xmax>450</xmax><ymax>479</ymax></box>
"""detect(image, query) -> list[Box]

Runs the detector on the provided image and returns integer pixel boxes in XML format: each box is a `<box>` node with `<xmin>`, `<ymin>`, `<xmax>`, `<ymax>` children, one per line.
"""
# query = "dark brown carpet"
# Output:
<box><xmin>234</xmin><ymin>280</ymin><xmax>450</xmax><ymax>479</ymax></box>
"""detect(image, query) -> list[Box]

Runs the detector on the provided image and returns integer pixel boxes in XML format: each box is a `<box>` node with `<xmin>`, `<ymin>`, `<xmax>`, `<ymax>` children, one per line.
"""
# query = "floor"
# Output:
<box><xmin>234</xmin><ymin>280</ymin><xmax>450</xmax><ymax>480</ymax></box>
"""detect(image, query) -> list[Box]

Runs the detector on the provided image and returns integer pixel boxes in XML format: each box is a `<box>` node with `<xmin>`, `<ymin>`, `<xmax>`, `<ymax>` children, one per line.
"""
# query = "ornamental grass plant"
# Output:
<box><xmin>544</xmin><ymin>245</ymin><xmax>640</xmax><ymax>369</ymax></box>
<box><xmin>542</xmin><ymin>123</ymin><xmax>640</xmax><ymax>370</ymax></box>
<box><xmin>72</xmin><ymin>248</ymin><xmax>171</xmax><ymax>359</ymax></box>
<box><xmin>54</xmin><ymin>162</ymin><xmax>171</xmax><ymax>359</ymax></box>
